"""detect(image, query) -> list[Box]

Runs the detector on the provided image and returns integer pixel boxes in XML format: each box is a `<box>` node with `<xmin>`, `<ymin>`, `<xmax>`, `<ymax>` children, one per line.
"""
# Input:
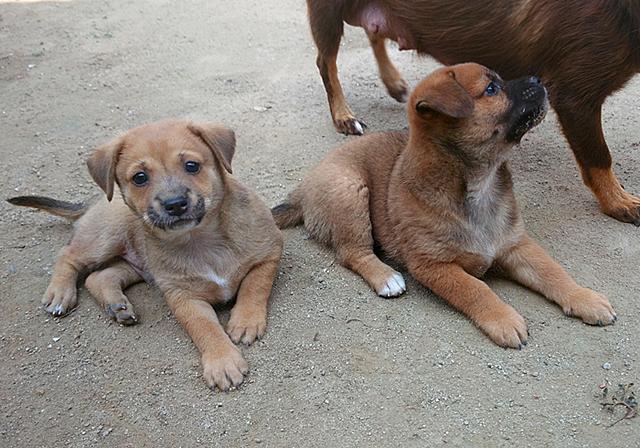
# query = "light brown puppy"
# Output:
<box><xmin>273</xmin><ymin>63</ymin><xmax>616</xmax><ymax>348</ymax></box>
<box><xmin>8</xmin><ymin>120</ymin><xmax>283</xmax><ymax>391</ymax></box>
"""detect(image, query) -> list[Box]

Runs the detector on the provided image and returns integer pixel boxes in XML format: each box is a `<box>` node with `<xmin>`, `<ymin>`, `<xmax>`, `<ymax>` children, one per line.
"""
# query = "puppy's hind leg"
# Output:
<box><xmin>85</xmin><ymin>260</ymin><xmax>143</xmax><ymax>325</ymax></box>
<box><xmin>307</xmin><ymin>0</ymin><xmax>365</xmax><ymax>135</ymax></box>
<box><xmin>313</xmin><ymin>178</ymin><xmax>405</xmax><ymax>297</ymax></box>
<box><xmin>43</xmin><ymin>247</ymin><xmax>82</xmax><ymax>316</ymax></box>
<box><xmin>367</xmin><ymin>33</ymin><xmax>408</xmax><ymax>103</ymax></box>
<box><xmin>42</xmin><ymin>214</ymin><xmax>124</xmax><ymax>317</ymax></box>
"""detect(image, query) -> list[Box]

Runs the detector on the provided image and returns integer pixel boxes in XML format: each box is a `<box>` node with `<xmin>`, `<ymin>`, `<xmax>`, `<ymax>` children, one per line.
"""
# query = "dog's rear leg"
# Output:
<box><xmin>326</xmin><ymin>180</ymin><xmax>405</xmax><ymax>297</ymax></box>
<box><xmin>555</xmin><ymin>101</ymin><xmax>640</xmax><ymax>225</ymax></box>
<box><xmin>85</xmin><ymin>260</ymin><xmax>143</xmax><ymax>325</ymax></box>
<box><xmin>42</xmin><ymin>234</ymin><xmax>122</xmax><ymax>317</ymax></box>
<box><xmin>367</xmin><ymin>33</ymin><xmax>408</xmax><ymax>103</ymax></box>
<box><xmin>308</xmin><ymin>2</ymin><xmax>365</xmax><ymax>135</ymax></box>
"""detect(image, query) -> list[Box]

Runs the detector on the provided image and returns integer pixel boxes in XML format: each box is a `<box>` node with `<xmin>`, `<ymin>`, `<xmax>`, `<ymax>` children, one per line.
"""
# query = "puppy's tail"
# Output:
<box><xmin>271</xmin><ymin>200</ymin><xmax>303</xmax><ymax>229</ymax></box>
<box><xmin>7</xmin><ymin>196</ymin><xmax>88</xmax><ymax>221</ymax></box>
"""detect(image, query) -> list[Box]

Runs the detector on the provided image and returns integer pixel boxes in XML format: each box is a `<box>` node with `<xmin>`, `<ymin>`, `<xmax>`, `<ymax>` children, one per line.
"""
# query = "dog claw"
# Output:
<box><xmin>335</xmin><ymin>117</ymin><xmax>366</xmax><ymax>135</ymax></box>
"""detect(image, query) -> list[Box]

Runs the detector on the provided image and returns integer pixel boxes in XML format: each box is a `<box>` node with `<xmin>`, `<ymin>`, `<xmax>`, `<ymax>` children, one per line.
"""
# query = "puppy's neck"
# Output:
<box><xmin>402</xmin><ymin>132</ymin><xmax>511</xmax><ymax>208</ymax></box>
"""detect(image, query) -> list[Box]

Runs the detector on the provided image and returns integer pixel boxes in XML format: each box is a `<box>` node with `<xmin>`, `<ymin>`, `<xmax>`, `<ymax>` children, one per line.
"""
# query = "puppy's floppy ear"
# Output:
<box><xmin>86</xmin><ymin>137</ymin><xmax>123</xmax><ymax>202</ymax></box>
<box><xmin>415</xmin><ymin>71</ymin><xmax>474</xmax><ymax>119</ymax></box>
<box><xmin>188</xmin><ymin>123</ymin><xmax>235</xmax><ymax>174</ymax></box>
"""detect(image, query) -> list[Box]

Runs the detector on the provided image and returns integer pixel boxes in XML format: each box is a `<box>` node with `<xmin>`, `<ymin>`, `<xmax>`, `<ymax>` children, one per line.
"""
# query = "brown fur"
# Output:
<box><xmin>274</xmin><ymin>64</ymin><xmax>616</xmax><ymax>348</ymax></box>
<box><xmin>8</xmin><ymin>120</ymin><xmax>283</xmax><ymax>391</ymax></box>
<box><xmin>306</xmin><ymin>0</ymin><xmax>640</xmax><ymax>224</ymax></box>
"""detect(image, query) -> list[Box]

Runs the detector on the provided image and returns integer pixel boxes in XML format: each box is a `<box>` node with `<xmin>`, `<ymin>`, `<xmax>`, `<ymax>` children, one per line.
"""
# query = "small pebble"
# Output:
<box><xmin>602</xmin><ymin>362</ymin><xmax>611</xmax><ymax>370</ymax></box>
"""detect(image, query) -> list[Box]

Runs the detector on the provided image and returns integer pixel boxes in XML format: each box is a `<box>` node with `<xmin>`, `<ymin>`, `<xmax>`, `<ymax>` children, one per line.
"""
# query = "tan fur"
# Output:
<box><xmin>367</xmin><ymin>32</ymin><xmax>409</xmax><ymax>103</ymax></box>
<box><xmin>275</xmin><ymin>64</ymin><xmax>616</xmax><ymax>348</ymax></box>
<box><xmin>582</xmin><ymin>166</ymin><xmax>640</xmax><ymax>223</ymax></box>
<box><xmin>10</xmin><ymin>120</ymin><xmax>283</xmax><ymax>391</ymax></box>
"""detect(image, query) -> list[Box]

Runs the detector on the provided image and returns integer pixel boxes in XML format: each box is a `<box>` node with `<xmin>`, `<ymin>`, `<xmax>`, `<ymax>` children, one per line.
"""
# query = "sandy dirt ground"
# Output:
<box><xmin>1</xmin><ymin>1</ymin><xmax>639</xmax><ymax>447</ymax></box>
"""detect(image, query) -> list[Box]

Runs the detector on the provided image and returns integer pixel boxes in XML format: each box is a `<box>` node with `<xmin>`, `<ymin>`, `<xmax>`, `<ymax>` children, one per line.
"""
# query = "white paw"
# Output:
<box><xmin>377</xmin><ymin>272</ymin><xmax>406</xmax><ymax>298</ymax></box>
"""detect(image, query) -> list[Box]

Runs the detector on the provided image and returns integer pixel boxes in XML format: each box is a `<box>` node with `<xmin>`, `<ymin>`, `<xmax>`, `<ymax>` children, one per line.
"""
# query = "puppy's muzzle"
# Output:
<box><xmin>163</xmin><ymin>195</ymin><xmax>189</xmax><ymax>217</ymax></box>
<box><xmin>505</xmin><ymin>76</ymin><xmax>548</xmax><ymax>143</ymax></box>
<box><xmin>146</xmin><ymin>188</ymin><xmax>206</xmax><ymax>230</ymax></box>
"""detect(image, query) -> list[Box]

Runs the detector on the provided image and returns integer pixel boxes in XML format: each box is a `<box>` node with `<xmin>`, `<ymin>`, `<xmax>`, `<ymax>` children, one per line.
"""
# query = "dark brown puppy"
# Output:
<box><xmin>307</xmin><ymin>0</ymin><xmax>640</xmax><ymax>225</ymax></box>
<box><xmin>274</xmin><ymin>63</ymin><xmax>616</xmax><ymax>348</ymax></box>
<box><xmin>8</xmin><ymin>120</ymin><xmax>283</xmax><ymax>391</ymax></box>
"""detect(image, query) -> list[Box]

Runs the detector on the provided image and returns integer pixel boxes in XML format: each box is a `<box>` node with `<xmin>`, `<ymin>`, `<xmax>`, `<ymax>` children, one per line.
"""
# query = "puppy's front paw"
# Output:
<box><xmin>42</xmin><ymin>281</ymin><xmax>77</xmax><ymax>316</ymax></box>
<box><xmin>202</xmin><ymin>346</ymin><xmax>249</xmax><ymax>392</ymax></box>
<box><xmin>106</xmin><ymin>302</ymin><xmax>138</xmax><ymax>326</ymax></box>
<box><xmin>563</xmin><ymin>287</ymin><xmax>616</xmax><ymax>326</ymax></box>
<box><xmin>226</xmin><ymin>308</ymin><xmax>266</xmax><ymax>345</ymax></box>
<box><xmin>476</xmin><ymin>304</ymin><xmax>528</xmax><ymax>349</ymax></box>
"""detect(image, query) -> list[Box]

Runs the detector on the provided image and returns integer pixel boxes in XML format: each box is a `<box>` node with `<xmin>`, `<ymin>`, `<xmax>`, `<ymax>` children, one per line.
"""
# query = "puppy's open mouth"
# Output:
<box><xmin>145</xmin><ymin>198</ymin><xmax>206</xmax><ymax>231</ymax></box>
<box><xmin>506</xmin><ymin>104</ymin><xmax>547</xmax><ymax>143</ymax></box>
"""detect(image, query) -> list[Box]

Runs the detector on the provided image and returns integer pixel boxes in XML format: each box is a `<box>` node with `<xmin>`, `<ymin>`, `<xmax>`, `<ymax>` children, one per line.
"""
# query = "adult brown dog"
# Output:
<box><xmin>273</xmin><ymin>63</ymin><xmax>616</xmax><ymax>348</ymax></box>
<box><xmin>307</xmin><ymin>0</ymin><xmax>640</xmax><ymax>225</ymax></box>
<box><xmin>8</xmin><ymin>120</ymin><xmax>283</xmax><ymax>391</ymax></box>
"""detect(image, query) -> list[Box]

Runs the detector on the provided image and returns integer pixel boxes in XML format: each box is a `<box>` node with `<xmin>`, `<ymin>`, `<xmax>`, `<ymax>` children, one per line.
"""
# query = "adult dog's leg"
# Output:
<box><xmin>308</xmin><ymin>0</ymin><xmax>365</xmax><ymax>135</ymax></box>
<box><xmin>367</xmin><ymin>33</ymin><xmax>408</xmax><ymax>103</ymax></box>
<box><xmin>555</xmin><ymin>101</ymin><xmax>640</xmax><ymax>225</ymax></box>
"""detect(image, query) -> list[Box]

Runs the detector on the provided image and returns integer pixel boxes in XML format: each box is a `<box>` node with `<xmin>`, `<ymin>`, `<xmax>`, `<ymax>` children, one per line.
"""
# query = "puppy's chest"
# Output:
<box><xmin>458</xmin><ymin>194</ymin><xmax>518</xmax><ymax>276</ymax></box>
<box><xmin>152</xmin><ymin>243</ymin><xmax>244</xmax><ymax>303</ymax></box>
<box><xmin>190</xmin><ymin>251</ymin><xmax>244</xmax><ymax>303</ymax></box>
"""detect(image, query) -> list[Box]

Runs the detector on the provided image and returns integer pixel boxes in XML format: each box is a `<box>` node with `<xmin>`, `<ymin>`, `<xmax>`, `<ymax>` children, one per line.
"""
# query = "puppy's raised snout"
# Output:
<box><xmin>163</xmin><ymin>196</ymin><xmax>189</xmax><ymax>216</ymax></box>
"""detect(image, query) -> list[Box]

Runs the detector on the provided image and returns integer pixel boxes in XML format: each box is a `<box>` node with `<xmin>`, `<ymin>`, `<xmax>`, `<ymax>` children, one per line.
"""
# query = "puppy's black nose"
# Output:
<box><xmin>529</xmin><ymin>76</ymin><xmax>542</xmax><ymax>85</ymax></box>
<box><xmin>163</xmin><ymin>196</ymin><xmax>189</xmax><ymax>216</ymax></box>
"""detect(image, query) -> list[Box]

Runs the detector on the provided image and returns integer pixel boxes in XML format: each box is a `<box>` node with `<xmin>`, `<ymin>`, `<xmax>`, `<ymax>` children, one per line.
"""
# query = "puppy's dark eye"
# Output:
<box><xmin>485</xmin><ymin>81</ymin><xmax>500</xmax><ymax>96</ymax></box>
<box><xmin>185</xmin><ymin>161</ymin><xmax>200</xmax><ymax>174</ymax></box>
<box><xmin>132</xmin><ymin>172</ymin><xmax>148</xmax><ymax>186</ymax></box>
